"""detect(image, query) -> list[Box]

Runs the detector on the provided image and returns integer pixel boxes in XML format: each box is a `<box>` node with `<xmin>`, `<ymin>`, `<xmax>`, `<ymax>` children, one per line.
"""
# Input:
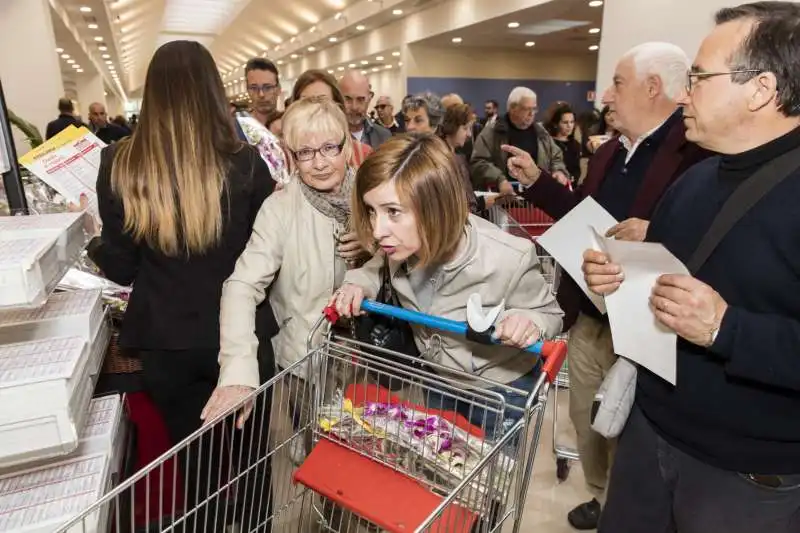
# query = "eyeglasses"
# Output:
<box><xmin>375</xmin><ymin>104</ymin><xmax>389</xmax><ymax>109</ymax></box>
<box><xmin>247</xmin><ymin>84</ymin><xmax>278</xmax><ymax>94</ymax></box>
<box><xmin>291</xmin><ymin>140</ymin><xmax>345</xmax><ymax>162</ymax></box>
<box><xmin>685</xmin><ymin>69</ymin><xmax>761</xmax><ymax>93</ymax></box>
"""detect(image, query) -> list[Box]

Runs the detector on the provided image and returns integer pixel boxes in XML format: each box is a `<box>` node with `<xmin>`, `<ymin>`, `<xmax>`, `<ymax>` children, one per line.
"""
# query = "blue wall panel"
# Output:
<box><xmin>406</xmin><ymin>77</ymin><xmax>597</xmax><ymax>115</ymax></box>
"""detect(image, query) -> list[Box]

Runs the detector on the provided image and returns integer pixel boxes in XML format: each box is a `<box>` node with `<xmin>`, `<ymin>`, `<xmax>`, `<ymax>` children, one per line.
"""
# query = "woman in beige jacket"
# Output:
<box><xmin>334</xmin><ymin>134</ymin><xmax>563</xmax><ymax>437</ymax></box>
<box><xmin>204</xmin><ymin>99</ymin><xmax>367</xmax><ymax>440</ymax></box>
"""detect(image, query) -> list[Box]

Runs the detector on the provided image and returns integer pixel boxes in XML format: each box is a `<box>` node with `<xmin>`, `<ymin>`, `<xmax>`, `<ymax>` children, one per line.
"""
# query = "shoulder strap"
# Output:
<box><xmin>686</xmin><ymin>144</ymin><xmax>800</xmax><ymax>274</ymax></box>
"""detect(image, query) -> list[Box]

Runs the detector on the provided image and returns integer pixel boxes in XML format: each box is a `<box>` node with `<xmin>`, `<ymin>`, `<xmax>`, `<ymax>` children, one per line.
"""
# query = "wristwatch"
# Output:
<box><xmin>708</xmin><ymin>325</ymin><xmax>720</xmax><ymax>346</ymax></box>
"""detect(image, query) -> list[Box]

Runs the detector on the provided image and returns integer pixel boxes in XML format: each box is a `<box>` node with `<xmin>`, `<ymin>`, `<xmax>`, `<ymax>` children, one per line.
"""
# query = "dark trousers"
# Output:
<box><xmin>140</xmin><ymin>348</ymin><xmax>274</xmax><ymax>532</ymax></box>
<box><xmin>600</xmin><ymin>404</ymin><xmax>800</xmax><ymax>533</ymax></box>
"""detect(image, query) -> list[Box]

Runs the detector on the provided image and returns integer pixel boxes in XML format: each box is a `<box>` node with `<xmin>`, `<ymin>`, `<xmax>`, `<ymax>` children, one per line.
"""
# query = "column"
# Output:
<box><xmin>0</xmin><ymin>0</ymin><xmax>64</xmax><ymax>152</ymax></box>
<box><xmin>106</xmin><ymin>93</ymin><xmax>121</xmax><ymax>119</ymax></box>
<box><xmin>595</xmin><ymin>0</ymin><xmax>795</xmax><ymax>99</ymax></box>
<box><xmin>76</xmin><ymin>73</ymin><xmax>106</xmax><ymax>117</ymax></box>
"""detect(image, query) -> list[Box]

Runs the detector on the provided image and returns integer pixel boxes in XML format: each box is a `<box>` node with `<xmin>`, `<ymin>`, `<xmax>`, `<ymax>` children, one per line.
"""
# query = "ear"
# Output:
<box><xmin>647</xmin><ymin>74</ymin><xmax>663</xmax><ymax>99</ymax></box>
<box><xmin>748</xmin><ymin>71</ymin><xmax>779</xmax><ymax>112</ymax></box>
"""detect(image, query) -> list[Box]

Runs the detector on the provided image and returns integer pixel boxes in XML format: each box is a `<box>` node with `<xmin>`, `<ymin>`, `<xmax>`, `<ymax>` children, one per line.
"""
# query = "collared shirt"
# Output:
<box><xmin>620</xmin><ymin>115</ymin><xmax>671</xmax><ymax>163</ymax></box>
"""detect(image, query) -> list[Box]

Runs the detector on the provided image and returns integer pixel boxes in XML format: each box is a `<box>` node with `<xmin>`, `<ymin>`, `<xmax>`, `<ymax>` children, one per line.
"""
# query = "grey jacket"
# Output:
<box><xmin>344</xmin><ymin>214</ymin><xmax>563</xmax><ymax>385</ymax></box>
<box><xmin>360</xmin><ymin>119</ymin><xmax>392</xmax><ymax>149</ymax></box>
<box><xmin>470</xmin><ymin>116</ymin><xmax>567</xmax><ymax>187</ymax></box>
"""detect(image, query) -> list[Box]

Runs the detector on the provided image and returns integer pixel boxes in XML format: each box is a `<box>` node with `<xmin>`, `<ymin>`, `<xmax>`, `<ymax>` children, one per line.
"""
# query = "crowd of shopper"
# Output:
<box><xmin>68</xmin><ymin>2</ymin><xmax>800</xmax><ymax>532</ymax></box>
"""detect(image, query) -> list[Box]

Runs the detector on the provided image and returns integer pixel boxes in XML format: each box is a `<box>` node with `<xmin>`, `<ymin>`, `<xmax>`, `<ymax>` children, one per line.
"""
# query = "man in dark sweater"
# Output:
<box><xmin>504</xmin><ymin>42</ymin><xmax>709</xmax><ymax>530</ymax></box>
<box><xmin>46</xmin><ymin>98</ymin><xmax>84</xmax><ymax>139</ymax></box>
<box><xmin>88</xmin><ymin>102</ymin><xmax>130</xmax><ymax>144</ymax></box>
<box><xmin>584</xmin><ymin>3</ymin><xmax>800</xmax><ymax>531</ymax></box>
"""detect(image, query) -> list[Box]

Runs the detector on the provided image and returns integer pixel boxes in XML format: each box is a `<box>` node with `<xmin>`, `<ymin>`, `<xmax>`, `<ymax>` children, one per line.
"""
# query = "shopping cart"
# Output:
<box><xmin>483</xmin><ymin>195</ymin><xmax>579</xmax><ymax>481</ymax></box>
<box><xmin>55</xmin><ymin>301</ymin><xmax>567</xmax><ymax>533</ymax></box>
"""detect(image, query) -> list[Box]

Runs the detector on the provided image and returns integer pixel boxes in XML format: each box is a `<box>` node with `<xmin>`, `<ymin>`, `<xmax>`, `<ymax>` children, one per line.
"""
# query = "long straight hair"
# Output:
<box><xmin>111</xmin><ymin>40</ymin><xmax>240</xmax><ymax>256</ymax></box>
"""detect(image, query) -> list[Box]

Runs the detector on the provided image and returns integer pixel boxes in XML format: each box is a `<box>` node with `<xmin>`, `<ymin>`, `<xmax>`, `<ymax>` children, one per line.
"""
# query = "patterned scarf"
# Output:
<box><xmin>297</xmin><ymin>166</ymin><xmax>356</xmax><ymax>226</ymax></box>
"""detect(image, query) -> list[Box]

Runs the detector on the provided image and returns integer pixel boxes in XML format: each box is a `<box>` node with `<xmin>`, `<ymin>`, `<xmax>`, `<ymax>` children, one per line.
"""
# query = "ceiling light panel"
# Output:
<box><xmin>514</xmin><ymin>19</ymin><xmax>591</xmax><ymax>36</ymax></box>
<box><xmin>162</xmin><ymin>0</ymin><xmax>249</xmax><ymax>34</ymax></box>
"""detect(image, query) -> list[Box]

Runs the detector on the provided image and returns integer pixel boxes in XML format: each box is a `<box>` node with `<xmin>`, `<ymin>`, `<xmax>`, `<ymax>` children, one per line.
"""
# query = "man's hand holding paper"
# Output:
<box><xmin>650</xmin><ymin>274</ymin><xmax>728</xmax><ymax>348</ymax></box>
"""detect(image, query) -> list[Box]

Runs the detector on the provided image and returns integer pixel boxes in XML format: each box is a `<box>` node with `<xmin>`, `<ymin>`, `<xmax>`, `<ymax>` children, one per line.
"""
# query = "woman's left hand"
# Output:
<box><xmin>201</xmin><ymin>385</ymin><xmax>256</xmax><ymax>429</ymax></box>
<box><xmin>338</xmin><ymin>231</ymin><xmax>366</xmax><ymax>262</ymax></box>
<box><xmin>494</xmin><ymin>314</ymin><xmax>541</xmax><ymax>349</ymax></box>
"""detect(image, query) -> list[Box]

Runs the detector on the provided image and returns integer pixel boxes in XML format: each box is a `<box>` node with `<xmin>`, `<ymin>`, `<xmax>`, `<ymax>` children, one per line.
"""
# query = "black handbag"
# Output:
<box><xmin>353</xmin><ymin>257</ymin><xmax>424</xmax><ymax>389</ymax></box>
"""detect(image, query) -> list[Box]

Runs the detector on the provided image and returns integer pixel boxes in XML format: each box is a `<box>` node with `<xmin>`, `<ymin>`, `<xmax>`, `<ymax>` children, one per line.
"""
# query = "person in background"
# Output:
<box><xmin>213</xmin><ymin>98</ymin><xmax>369</xmax><ymax>463</ymax></box>
<box><xmin>440</xmin><ymin>93</ymin><xmax>464</xmax><ymax>109</ymax></box>
<box><xmin>506</xmin><ymin>41</ymin><xmax>710</xmax><ymax>530</ymax></box>
<box><xmin>338</xmin><ymin>71</ymin><xmax>391</xmax><ymax>149</ymax></box>
<box><xmin>479</xmin><ymin>99</ymin><xmax>499</xmax><ymax>133</ymax></box>
<box><xmin>585</xmin><ymin>106</ymin><xmax>620</xmax><ymax>154</ymax></box>
<box><xmin>46</xmin><ymin>98</ymin><xmax>83</xmax><ymax>139</ymax></box>
<box><xmin>584</xmin><ymin>4</ymin><xmax>800</xmax><ymax>531</ymax></box>
<box><xmin>440</xmin><ymin>103</ymin><xmax>501</xmax><ymax>215</ymax></box>
<box><xmin>374</xmin><ymin>95</ymin><xmax>403</xmax><ymax>134</ymax></box>
<box><xmin>333</xmin><ymin>134</ymin><xmax>563</xmax><ymax>436</ymax></box>
<box><xmin>544</xmin><ymin>101</ymin><xmax>583</xmax><ymax>184</ymax></box>
<box><xmin>440</xmin><ymin>92</ymin><xmax>475</xmax><ymax>160</ymax></box>
<box><xmin>245</xmin><ymin>57</ymin><xmax>281</xmax><ymax>126</ymax></box>
<box><xmin>292</xmin><ymin>69</ymin><xmax>373</xmax><ymax>167</ymax></box>
<box><xmin>112</xmin><ymin>115</ymin><xmax>130</xmax><ymax>130</ymax></box>
<box><xmin>395</xmin><ymin>95</ymin><xmax>410</xmax><ymax>131</ymax></box>
<box><xmin>265</xmin><ymin>110</ymin><xmax>283</xmax><ymax>138</ymax></box>
<box><xmin>81</xmin><ymin>40</ymin><xmax>274</xmax><ymax>531</ymax></box>
<box><xmin>471</xmin><ymin>87</ymin><xmax>569</xmax><ymax>195</ymax></box>
<box><xmin>88</xmin><ymin>102</ymin><xmax>130</xmax><ymax>144</ymax></box>
<box><xmin>402</xmin><ymin>91</ymin><xmax>445</xmax><ymax>134</ymax></box>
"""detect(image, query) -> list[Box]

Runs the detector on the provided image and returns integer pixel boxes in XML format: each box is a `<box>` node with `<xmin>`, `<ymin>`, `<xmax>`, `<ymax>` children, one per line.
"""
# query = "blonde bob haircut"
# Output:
<box><xmin>282</xmin><ymin>97</ymin><xmax>353</xmax><ymax>163</ymax></box>
<box><xmin>352</xmin><ymin>134</ymin><xmax>469</xmax><ymax>268</ymax></box>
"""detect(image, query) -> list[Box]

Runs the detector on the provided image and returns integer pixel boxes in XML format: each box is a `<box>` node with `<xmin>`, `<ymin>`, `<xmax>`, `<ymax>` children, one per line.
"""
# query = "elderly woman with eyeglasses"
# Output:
<box><xmin>205</xmin><ymin>98</ymin><xmax>370</xmax><ymax>459</ymax></box>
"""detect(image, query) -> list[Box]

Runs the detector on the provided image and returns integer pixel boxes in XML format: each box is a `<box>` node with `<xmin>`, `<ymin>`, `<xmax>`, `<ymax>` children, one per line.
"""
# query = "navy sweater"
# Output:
<box><xmin>640</xmin><ymin>126</ymin><xmax>800</xmax><ymax>475</ymax></box>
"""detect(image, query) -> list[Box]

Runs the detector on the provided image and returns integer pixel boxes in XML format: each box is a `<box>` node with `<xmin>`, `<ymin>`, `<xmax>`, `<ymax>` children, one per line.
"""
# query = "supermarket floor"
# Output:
<box><xmin>269</xmin><ymin>388</ymin><xmax>592</xmax><ymax>532</ymax></box>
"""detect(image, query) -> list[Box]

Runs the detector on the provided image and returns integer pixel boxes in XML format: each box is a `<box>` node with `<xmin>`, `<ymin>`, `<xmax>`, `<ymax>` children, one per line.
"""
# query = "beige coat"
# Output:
<box><xmin>218</xmin><ymin>179</ymin><xmax>344</xmax><ymax>388</ymax></box>
<box><xmin>344</xmin><ymin>215</ymin><xmax>563</xmax><ymax>385</ymax></box>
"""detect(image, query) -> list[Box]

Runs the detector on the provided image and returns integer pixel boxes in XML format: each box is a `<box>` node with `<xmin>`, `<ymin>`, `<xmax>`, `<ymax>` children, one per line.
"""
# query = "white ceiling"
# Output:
<box><xmin>51</xmin><ymin>0</ymin><xmax>605</xmax><ymax>100</ymax></box>
<box><xmin>415</xmin><ymin>0</ymin><xmax>604</xmax><ymax>52</ymax></box>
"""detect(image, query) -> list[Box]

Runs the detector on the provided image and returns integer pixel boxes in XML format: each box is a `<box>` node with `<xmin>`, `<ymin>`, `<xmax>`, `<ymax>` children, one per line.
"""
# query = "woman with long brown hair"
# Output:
<box><xmin>85</xmin><ymin>40</ymin><xmax>273</xmax><ymax>530</ymax></box>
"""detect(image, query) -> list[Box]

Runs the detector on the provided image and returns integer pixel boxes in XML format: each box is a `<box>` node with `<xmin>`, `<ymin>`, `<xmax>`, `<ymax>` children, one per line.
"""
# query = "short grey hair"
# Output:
<box><xmin>402</xmin><ymin>91</ymin><xmax>445</xmax><ymax>129</ymax></box>
<box><xmin>623</xmin><ymin>42</ymin><xmax>690</xmax><ymax>101</ymax></box>
<box><xmin>507</xmin><ymin>87</ymin><xmax>537</xmax><ymax>110</ymax></box>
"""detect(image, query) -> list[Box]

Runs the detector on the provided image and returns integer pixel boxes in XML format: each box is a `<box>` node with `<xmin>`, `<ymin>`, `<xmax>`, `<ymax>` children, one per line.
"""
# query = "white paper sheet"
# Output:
<box><xmin>592</xmin><ymin>228</ymin><xmax>689</xmax><ymax>384</ymax></box>
<box><xmin>536</xmin><ymin>197</ymin><xmax>618</xmax><ymax>313</ymax></box>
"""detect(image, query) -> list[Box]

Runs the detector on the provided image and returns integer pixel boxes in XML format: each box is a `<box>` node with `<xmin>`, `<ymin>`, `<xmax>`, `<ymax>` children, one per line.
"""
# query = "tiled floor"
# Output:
<box><xmin>518</xmin><ymin>389</ymin><xmax>592</xmax><ymax>532</ymax></box>
<box><xmin>269</xmin><ymin>383</ymin><xmax>592</xmax><ymax>533</ymax></box>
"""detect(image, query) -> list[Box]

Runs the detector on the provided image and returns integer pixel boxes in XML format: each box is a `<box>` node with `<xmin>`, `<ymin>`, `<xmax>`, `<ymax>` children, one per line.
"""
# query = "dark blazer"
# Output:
<box><xmin>88</xmin><ymin>143</ymin><xmax>276</xmax><ymax>352</ymax></box>
<box><xmin>46</xmin><ymin>114</ymin><xmax>83</xmax><ymax>140</ymax></box>
<box><xmin>94</xmin><ymin>123</ymin><xmax>131</xmax><ymax>144</ymax></box>
<box><xmin>522</xmin><ymin>114</ymin><xmax>713</xmax><ymax>330</ymax></box>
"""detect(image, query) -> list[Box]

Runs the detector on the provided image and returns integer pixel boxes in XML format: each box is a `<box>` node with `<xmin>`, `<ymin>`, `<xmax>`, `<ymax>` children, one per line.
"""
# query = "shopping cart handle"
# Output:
<box><xmin>324</xmin><ymin>300</ymin><xmax>544</xmax><ymax>355</ymax></box>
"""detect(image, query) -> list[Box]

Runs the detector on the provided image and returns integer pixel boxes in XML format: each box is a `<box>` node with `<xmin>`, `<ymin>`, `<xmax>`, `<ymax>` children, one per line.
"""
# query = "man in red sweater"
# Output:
<box><xmin>504</xmin><ymin>42</ymin><xmax>710</xmax><ymax>529</ymax></box>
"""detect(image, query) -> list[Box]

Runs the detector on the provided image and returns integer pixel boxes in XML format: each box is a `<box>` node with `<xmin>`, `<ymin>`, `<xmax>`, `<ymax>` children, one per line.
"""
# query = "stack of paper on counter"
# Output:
<box><xmin>536</xmin><ymin>197</ymin><xmax>687</xmax><ymax>385</ymax></box>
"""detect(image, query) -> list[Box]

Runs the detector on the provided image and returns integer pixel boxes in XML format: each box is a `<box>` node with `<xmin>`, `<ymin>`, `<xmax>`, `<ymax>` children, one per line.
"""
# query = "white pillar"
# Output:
<box><xmin>0</xmin><ymin>0</ymin><xmax>64</xmax><ymax>152</ymax></box>
<box><xmin>596</xmin><ymin>0</ymin><xmax>795</xmax><ymax>100</ymax></box>
<box><xmin>76</xmin><ymin>73</ymin><xmax>106</xmax><ymax>117</ymax></box>
<box><xmin>106</xmin><ymin>93</ymin><xmax>122</xmax><ymax>119</ymax></box>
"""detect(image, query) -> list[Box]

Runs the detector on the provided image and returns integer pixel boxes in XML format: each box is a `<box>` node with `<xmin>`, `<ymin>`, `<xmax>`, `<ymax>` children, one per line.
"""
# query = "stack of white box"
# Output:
<box><xmin>0</xmin><ymin>213</ymin><xmax>122</xmax><ymax>533</ymax></box>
